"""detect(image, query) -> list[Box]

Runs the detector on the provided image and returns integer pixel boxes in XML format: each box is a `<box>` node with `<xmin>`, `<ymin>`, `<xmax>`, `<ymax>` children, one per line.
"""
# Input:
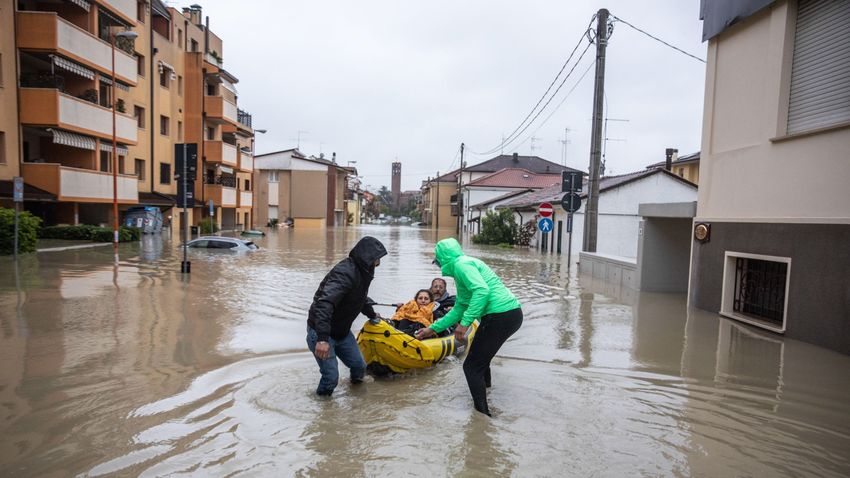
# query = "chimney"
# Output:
<box><xmin>189</xmin><ymin>4</ymin><xmax>202</xmax><ymax>25</ymax></box>
<box><xmin>512</xmin><ymin>152</ymin><xmax>519</xmax><ymax>163</ymax></box>
<box><xmin>332</xmin><ymin>152</ymin><xmax>337</xmax><ymax>163</ymax></box>
<box><xmin>665</xmin><ymin>148</ymin><xmax>678</xmax><ymax>171</ymax></box>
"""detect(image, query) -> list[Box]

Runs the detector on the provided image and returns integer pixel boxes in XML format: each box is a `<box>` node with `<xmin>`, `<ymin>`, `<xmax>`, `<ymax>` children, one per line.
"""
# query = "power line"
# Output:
<box><xmin>473</xmin><ymin>14</ymin><xmax>598</xmax><ymax>156</ymax></box>
<box><xmin>506</xmin><ymin>59</ymin><xmax>596</xmax><ymax>155</ymax></box>
<box><xmin>610</xmin><ymin>15</ymin><xmax>706</xmax><ymax>64</ymax></box>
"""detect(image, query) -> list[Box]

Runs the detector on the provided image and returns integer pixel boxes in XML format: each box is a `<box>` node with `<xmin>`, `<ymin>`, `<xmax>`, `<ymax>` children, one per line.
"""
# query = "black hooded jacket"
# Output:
<box><xmin>308</xmin><ymin>236</ymin><xmax>387</xmax><ymax>342</ymax></box>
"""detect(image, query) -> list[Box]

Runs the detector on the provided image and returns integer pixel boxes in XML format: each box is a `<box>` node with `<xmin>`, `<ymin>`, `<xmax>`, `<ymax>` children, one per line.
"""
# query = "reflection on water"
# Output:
<box><xmin>0</xmin><ymin>226</ymin><xmax>849</xmax><ymax>477</ymax></box>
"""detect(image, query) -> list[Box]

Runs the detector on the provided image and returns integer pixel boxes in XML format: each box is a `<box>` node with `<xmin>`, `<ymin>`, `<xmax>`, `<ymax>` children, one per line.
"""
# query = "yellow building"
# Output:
<box><xmin>0</xmin><ymin>1</ymin><xmax>254</xmax><ymax>231</ymax></box>
<box><xmin>419</xmin><ymin>172</ymin><xmax>457</xmax><ymax>230</ymax></box>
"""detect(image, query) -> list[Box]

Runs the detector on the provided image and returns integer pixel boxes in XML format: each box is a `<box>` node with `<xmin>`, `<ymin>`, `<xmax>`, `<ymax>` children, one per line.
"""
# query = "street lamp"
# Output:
<box><xmin>111</xmin><ymin>29</ymin><xmax>138</xmax><ymax>253</ymax></box>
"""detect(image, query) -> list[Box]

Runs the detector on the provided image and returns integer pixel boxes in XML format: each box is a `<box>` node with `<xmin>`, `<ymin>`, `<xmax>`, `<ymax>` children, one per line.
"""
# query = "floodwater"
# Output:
<box><xmin>1</xmin><ymin>226</ymin><xmax>849</xmax><ymax>477</ymax></box>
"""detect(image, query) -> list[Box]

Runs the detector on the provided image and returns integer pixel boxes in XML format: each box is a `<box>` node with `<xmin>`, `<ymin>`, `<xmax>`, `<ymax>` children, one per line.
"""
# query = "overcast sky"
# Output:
<box><xmin>186</xmin><ymin>0</ymin><xmax>707</xmax><ymax>191</ymax></box>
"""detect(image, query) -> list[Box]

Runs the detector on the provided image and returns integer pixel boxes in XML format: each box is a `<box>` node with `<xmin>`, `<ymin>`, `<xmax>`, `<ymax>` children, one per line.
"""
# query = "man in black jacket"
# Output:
<box><xmin>430</xmin><ymin>277</ymin><xmax>456</xmax><ymax>320</ymax></box>
<box><xmin>306</xmin><ymin>236</ymin><xmax>387</xmax><ymax>396</ymax></box>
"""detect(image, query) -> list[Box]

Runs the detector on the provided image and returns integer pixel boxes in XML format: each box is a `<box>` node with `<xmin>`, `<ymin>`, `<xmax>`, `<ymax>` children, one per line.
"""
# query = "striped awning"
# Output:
<box><xmin>68</xmin><ymin>0</ymin><xmax>91</xmax><ymax>12</ymax></box>
<box><xmin>99</xmin><ymin>75</ymin><xmax>130</xmax><ymax>91</ymax></box>
<box><xmin>49</xmin><ymin>129</ymin><xmax>96</xmax><ymax>151</ymax></box>
<box><xmin>51</xmin><ymin>55</ymin><xmax>94</xmax><ymax>80</ymax></box>
<box><xmin>99</xmin><ymin>143</ymin><xmax>130</xmax><ymax>156</ymax></box>
<box><xmin>219</xmin><ymin>165</ymin><xmax>234</xmax><ymax>174</ymax></box>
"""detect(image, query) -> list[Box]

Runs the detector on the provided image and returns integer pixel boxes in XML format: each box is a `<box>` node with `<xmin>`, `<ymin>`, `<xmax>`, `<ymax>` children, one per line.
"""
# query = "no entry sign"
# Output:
<box><xmin>538</xmin><ymin>202</ymin><xmax>553</xmax><ymax>217</ymax></box>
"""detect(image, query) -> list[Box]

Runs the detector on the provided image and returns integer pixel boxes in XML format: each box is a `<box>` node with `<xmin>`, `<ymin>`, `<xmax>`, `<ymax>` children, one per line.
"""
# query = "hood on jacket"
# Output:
<box><xmin>434</xmin><ymin>238</ymin><xmax>464</xmax><ymax>275</ymax></box>
<box><xmin>349</xmin><ymin>236</ymin><xmax>388</xmax><ymax>271</ymax></box>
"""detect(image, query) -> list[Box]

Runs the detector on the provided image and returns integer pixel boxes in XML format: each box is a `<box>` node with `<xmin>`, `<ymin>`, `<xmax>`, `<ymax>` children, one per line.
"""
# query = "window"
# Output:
<box><xmin>0</xmin><ymin>53</ymin><xmax>4</xmax><ymax>86</ymax></box>
<box><xmin>134</xmin><ymin>106</ymin><xmax>145</xmax><ymax>128</ymax></box>
<box><xmin>100</xmin><ymin>151</ymin><xmax>111</xmax><ymax>172</ymax></box>
<box><xmin>191</xmin><ymin>39</ymin><xmax>198</xmax><ymax>52</ymax></box>
<box><xmin>206</xmin><ymin>126</ymin><xmax>215</xmax><ymax>140</ymax></box>
<box><xmin>178</xmin><ymin>75</ymin><xmax>183</xmax><ymax>96</ymax></box>
<box><xmin>177</xmin><ymin>29</ymin><xmax>183</xmax><ymax>48</ymax></box>
<box><xmin>206</xmin><ymin>83</ymin><xmax>216</xmax><ymax>96</ymax></box>
<box><xmin>177</xmin><ymin>120</ymin><xmax>183</xmax><ymax>141</ymax></box>
<box><xmin>99</xmin><ymin>81</ymin><xmax>111</xmax><ymax>108</ymax></box>
<box><xmin>160</xmin><ymin>68</ymin><xmax>169</xmax><ymax>88</ymax></box>
<box><xmin>721</xmin><ymin>252</ymin><xmax>791</xmax><ymax>333</ymax></box>
<box><xmin>787</xmin><ymin>0</ymin><xmax>850</xmax><ymax>134</ymax></box>
<box><xmin>268</xmin><ymin>170</ymin><xmax>279</xmax><ymax>183</ymax></box>
<box><xmin>677</xmin><ymin>167</ymin><xmax>685</xmax><ymax>178</ymax></box>
<box><xmin>137</xmin><ymin>54</ymin><xmax>145</xmax><ymax>77</ymax></box>
<box><xmin>118</xmin><ymin>156</ymin><xmax>125</xmax><ymax>174</ymax></box>
<box><xmin>135</xmin><ymin>158</ymin><xmax>145</xmax><ymax>180</ymax></box>
<box><xmin>137</xmin><ymin>2</ymin><xmax>146</xmax><ymax>22</ymax></box>
<box><xmin>160</xmin><ymin>115</ymin><xmax>169</xmax><ymax>136</ymax></box>
<box><xmin>160</xmin><ymin>163</ymin><xmax>171</xmax><ymax>184</ymax></box>
<box><xmin>244</xmin><ymin>179</ymin><xmax>251</xmax><ymax>191</ymax></box>
<box><xmin>0</xmin><ymin>132</ymin><xmax>5</xmax><ymax>164</ymax></box>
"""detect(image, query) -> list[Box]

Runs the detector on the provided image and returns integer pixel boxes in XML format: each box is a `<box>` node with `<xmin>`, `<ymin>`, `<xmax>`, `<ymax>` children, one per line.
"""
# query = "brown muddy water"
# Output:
<box><xmin>1</xmin><ymin>226</ymin><xmax>849</xmax><ymax>477</ymax></box>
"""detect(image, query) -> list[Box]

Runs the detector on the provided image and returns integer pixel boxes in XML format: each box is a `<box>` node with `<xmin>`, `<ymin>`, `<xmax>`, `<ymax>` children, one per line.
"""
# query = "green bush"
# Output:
<box><xmin>472</xmin><ymin>209</ymin><xmax>518</xmax><ymax>246</ymax></box>
<box><xmin>0</xmin><ymin>208</ymin><xmax>42</xmax><ymax>254</ymax></box>
<box><xmin>199</xmin><ymin>218</ymin><xmax>219</xmax><ymax>234</ymax></box>
<box><xmin>40</xmin><ymin>224</ymin><xmax>99</xmax><ymax>240</ymax></box>
<box><xmin>39</xmin><ymin>224</ymin><xmax>139</xmax><ymax>243</ymax></box>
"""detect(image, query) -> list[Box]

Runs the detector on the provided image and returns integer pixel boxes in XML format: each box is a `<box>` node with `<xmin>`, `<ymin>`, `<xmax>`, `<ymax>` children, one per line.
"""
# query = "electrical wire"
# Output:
<box><xmin>610</xmin><ymin>14</ymin><xmax>706</xmax><ymax>63</ymax></box>
<box><xmin>472</xmin><ymin>14</ymin><xmax>598</xmax><ymax>156</ymax></box>
<box><xmin>494</xmin><ymin>41</ymin><xmax>594</xmax><ymax>154</ymax></box>
<box><xmin>506</xmin><ymin>59</ymin><xmax>596</xmax><ymax>154</ymax></box>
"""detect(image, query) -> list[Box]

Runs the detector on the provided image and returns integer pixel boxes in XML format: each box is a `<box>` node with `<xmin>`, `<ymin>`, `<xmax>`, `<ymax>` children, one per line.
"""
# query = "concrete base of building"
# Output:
<box><xmin>689</xmin><ymin>221</ymin><xmax>850</xmax><ymax>355</ymax></box>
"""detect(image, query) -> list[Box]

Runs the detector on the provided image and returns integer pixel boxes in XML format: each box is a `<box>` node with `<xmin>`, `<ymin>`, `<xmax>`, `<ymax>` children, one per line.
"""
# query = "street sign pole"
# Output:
<box><xmin>180</xmin><ymin>144</ymin><xmax>191</xmax><ymax>274</ymax></box>
<box><xmin>13</xmin><ymin>177</ymin><xmax>23</xmax><ymax>260</ymax></box>
<box><xmin>567</xmin><ymin>212</ymin><xmax>573</xmax><ymax>270</ymax></box>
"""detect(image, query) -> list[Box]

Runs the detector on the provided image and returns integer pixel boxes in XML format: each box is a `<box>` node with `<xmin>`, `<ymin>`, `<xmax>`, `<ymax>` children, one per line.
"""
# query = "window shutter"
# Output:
<box><xmin>787</xmin><ymin>0</ymin><xmax>850</xmax><ymax>134</ymax></box>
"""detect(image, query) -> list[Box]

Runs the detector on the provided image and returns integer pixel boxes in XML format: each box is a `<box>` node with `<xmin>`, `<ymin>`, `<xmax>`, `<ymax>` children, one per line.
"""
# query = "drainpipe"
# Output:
<box><xmin>149</xmin><ymin>18</ymin><xmax>155</xmax><ymax>195</ymax></box>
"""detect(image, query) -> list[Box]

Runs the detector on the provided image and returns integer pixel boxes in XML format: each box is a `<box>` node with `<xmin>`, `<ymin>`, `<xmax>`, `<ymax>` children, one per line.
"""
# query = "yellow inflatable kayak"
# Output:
<box><xmin>357</xmin><ymin>319</ymin><xmax>478</xmax><ymax>375</ymax></box>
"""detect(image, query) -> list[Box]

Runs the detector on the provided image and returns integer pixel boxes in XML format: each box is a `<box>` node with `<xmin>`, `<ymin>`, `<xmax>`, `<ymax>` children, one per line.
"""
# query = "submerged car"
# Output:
<box><xmin>184</xmin><ymin>236</ymin><xmax>259</xmax><ymax>251</ymax></box>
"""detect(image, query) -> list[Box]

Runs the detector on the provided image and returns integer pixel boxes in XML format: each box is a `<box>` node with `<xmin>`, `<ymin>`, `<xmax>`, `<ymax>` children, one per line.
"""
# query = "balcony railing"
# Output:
<box><xmin>98</xmin><ymin>0</ymin><xmax>138</xmax><ymax>25</ymax></box>
<box><xmin>205</xmin><ymin>96</ymin><xmax>238</xmax><ymax>124</ymax></box>
<box><xmin>16</xmin><ymin>12</ymin><xmax>137</xmax><ymax>85</ymax></box>
<box><xmin>19</xmin><ymin>88</ymin><xmax>137</xmax><ymax>144</ymax></box>
<box><xmin>237</xmin><ymin>109</ymin><xmax>252</xmax><ymax>128</ymax></box>
<box><xmin>238</xmin><ymin>151</ymin><xmax>253</xmax><ymax>173</ymax></box>
<box><xmin>204</xmin><ymin>141</ymin><xmax>238</xmax><ymax>167</ymax></box>
<box><xmin>204</xmin><ymin>184</ymin><xmax>237</xmax><ymax>207</ymax></box>
<box><xmin>22</xmin><ymin>163</ymin><xmax>138</xmax><ymax>203</ymax></box>
<box><xmin>238</xmin><ymin>191</ymin><xmax>253</xmax><ymax>208</ymax></box>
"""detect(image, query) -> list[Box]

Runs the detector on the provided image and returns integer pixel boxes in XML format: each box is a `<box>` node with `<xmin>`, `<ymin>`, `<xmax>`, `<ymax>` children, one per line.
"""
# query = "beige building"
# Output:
<box><xmin>253</xmin><ymin>149</ymin><xmax>354</xmax><ymax>228</ymax></box>
<box><xmin>690</xmin><ymin>0</ymin><xmax>850</xmax><ymax>354</ymax></box>
<box><xmin>420</xmin><ymin>172</ymin><xmax>456</xmax><ymax>230</ymax></box>
<box><xmin>0</xmin><ymin>1</ymin><xmax>254</xmax><ymax>232</ymax></box>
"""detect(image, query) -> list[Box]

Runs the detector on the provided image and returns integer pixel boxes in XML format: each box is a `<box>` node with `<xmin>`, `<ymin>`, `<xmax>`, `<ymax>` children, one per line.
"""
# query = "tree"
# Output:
<box><xmin>472</xmin><ymin>209</ymin><xmax>518</xmax><ymax>246</ymax></box>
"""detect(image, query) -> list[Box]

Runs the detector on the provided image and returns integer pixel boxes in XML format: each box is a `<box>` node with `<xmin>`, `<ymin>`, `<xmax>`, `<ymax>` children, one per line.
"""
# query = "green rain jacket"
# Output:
<box><xmin>429</xmin><ymin>238</ymin><xmax>521</xmax><ymax>334</ymax></box>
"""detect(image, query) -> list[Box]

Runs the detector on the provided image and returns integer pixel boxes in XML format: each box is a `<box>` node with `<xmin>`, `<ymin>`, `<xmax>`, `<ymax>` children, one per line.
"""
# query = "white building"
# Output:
<box><xmin>500</xmin><ymin>168</ymin><xmax>698</xmax><ymax>259</ymax></box>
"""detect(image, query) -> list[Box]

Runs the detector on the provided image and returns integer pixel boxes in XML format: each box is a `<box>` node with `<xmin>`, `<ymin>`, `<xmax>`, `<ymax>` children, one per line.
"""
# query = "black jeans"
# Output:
<box><xmin>463</xmin><ymin>307</ymin><xmax>523</xmax><ymax>416</ymax></box>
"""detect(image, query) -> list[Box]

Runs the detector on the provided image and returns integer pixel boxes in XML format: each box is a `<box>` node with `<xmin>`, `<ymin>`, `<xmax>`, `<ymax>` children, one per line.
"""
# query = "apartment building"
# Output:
<box><xmin>691</xmin><ymin>0</ymin><xmax>850</xmax><ymax>354</ymax></box>
<box><xmin>0</xmin><ymin>1</ymin><xmax>255</xmax><ymax>231</ymax></box>
<box><xmin>253</xmin><ymin>149</ymin><xmax>354</xmax><ymax>228</ymax></box>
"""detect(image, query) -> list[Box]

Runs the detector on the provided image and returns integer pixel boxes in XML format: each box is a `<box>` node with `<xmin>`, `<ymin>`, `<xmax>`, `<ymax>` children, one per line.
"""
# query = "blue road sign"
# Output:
<box><xmin>538</xmin><ymin>217</ymin><xmax>553</xmax><ymax>233</ymax></box>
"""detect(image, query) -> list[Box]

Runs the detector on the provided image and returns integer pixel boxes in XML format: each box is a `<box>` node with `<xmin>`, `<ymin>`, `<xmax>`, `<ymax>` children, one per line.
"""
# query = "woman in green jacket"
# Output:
<box><xmin>416</xmin><ymin>238</ymin><xmax>523</xmax><ymax>416</ymax></box>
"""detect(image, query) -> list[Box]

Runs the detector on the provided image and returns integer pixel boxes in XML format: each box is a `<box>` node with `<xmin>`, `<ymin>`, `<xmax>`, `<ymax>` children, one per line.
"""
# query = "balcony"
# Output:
<box><xmin>238</xmin><ymin>151</ymin><xmax>253</xmax><ymax>173</ymax></box>
<box><xmin>19</xmin><ymin>88</ymin><xmax>137</xmax><ymax>144</ymax></box>
<box><xmin>238</xmin><ymin>191</ymin><xmax>253</xmax><ymax>208</ymax></box>
<box><xmin>22</xmin><ymin>163</ymin><xmax>138</xmax><ymax>203</ymax></box>
<box><xmin>99</xmin><ymin>0</ymin><xmax>138</xmax><ymax>25</ymax></box>
<box><xmin>16</xmin><ymin>12</ymin><xmax>137</xmax><ymax>85</ymax></box>
<box><xmin>204</xmin><ymin>184</ymin><xmax>237</xmax><ymax>207</ymax></box>
<box><xmin>204</xmin><ymin>141</ymin><xmax>238</xmax><ymax>168</ymax></box>
<box><xmin>205</xmin><ymin>96</ymin><xmax>238</xmax><ymax>125</ymax></box>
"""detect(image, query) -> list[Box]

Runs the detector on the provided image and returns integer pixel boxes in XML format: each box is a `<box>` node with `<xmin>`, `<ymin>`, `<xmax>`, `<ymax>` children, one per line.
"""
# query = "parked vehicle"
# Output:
<box><xmin>184</xmin><ymin>236</ymin><xmax>259</xmax><ymax>251</ymax></box>
<box><xmin>123</xmin><ymin>206</ymin><xmax>163</xmax><ymax>233</ymax></box>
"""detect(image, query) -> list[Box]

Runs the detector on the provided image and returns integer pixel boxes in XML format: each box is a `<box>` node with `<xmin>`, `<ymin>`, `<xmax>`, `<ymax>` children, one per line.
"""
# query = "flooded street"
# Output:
<box><xmin>1</xmin><ymin>225</ymin><xmax>849</xmax><ymax>477</ymax></box>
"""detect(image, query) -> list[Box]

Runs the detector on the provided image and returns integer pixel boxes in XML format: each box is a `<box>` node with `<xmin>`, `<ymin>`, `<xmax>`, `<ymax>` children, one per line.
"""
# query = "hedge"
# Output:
<box><xmin>199</xmin><ymin>218</ymin><xmax>219</xmax><ymax>234</ymax></box>
<box><xmin>0</xmin><ymin>207</ymin><xmax>42</xmax><ymax>254</ymax></box>
<box><xmin>39</xmin><ymin>224</ymin><xmax>140</xmax><ymax>243</ymax></box>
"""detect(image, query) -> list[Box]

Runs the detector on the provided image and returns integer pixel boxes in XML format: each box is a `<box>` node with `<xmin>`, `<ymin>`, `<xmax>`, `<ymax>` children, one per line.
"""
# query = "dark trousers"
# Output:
<box><xmin>463</xmin><ymin>307</ymin><xmax>523</xmax><ymax>416</ymax></box>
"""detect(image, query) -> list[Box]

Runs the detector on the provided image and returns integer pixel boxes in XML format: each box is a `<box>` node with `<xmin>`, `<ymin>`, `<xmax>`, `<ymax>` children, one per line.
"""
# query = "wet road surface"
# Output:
<box><xmin>1</xmin><ymin>226</ymin><xmax>849</xmax><ymax>477</ymax></box>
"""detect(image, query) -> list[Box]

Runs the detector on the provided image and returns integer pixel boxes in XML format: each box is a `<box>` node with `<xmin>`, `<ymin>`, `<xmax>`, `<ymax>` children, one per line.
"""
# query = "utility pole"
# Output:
<box><xmin>560</xmin><ymin>127</ymin><xmax>572</xmax><ymax>166</ymax></box>
<box><xmin>530</xmin><ymin>136</ymin><xmax>541</xmax><ymax>155</ymax></box>
<box><xmin>457</xmin><ymin>143</ymin><xmax>465</xmax><ymax>237</ymax></box>
<box><xmin>583</xmin><ymin>8</ymin><xmax>609</xmax><ymax>253</ymax></box>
